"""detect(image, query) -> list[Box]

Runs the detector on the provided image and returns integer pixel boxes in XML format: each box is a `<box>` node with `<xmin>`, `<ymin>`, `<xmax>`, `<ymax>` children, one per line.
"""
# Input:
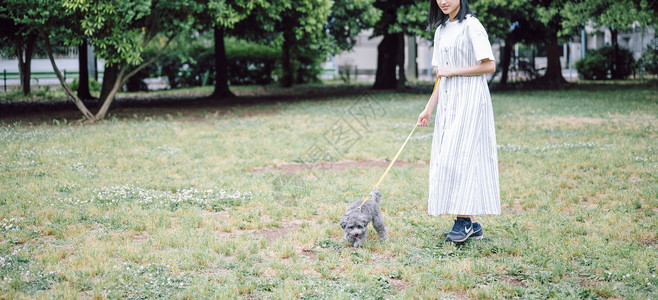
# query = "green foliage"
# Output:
<box><xmin>125</xmin><ymin>34</ymin><xmax>281</xmax><ymax>89</ymax></box>
<box><xmin>225</xmin><ymin>38</ymin><xmax>279</xmax><ymax>62</ymax></box>
<box><xmin>636</xmin><ymin>43</ymin><xmax>658</xmax><ymax>75</ymax></box>
<box><xmin>576</xmin><ymin>47</ymin><xmax>635</xmax><ymax>80</ymax></box>
<box><xmin>562</xmin><ymin>0</ymin><xmax>655</xmax><ymax>35</ymax></box>
<box><xmin>226</xmin><ymin>37</ymin><xmax>280</xmax><ymax>85</ymax></box>
<box><xmin>327</xmin><ymin>0</ymin><xmax>381</xmax><ymax>52</ymax></box>
<box><xmin>68</xmin><ymin>77</ymin><xmax>102</xmax><ymax>93</ymax></box>
<box><xmin>143</xmin><ymin>33</ymin><xmax>214</xmax><ymax>89</ymax></box>
<box><xmin>576</xmin><ymin>51</ymin><xmax>609</xmax><ymax>80</ymax></box>
<box><xmin>389</xmin><ymin>0</ymin><xmax>432</xmax><ymax>40</ymax></box>
<box><xmin>206</xmin><ymin>0</ymin><xmax>263</xmax><ymax>29</ymax></box>
<box><xmin>63</xmin><ymin>0</ymin><xmax>201</xmax><ymax>67</ymax></box>
<box><xmin>472</xmin><ymin>0</ymin><xmax>544</xmax><ymax>44</ymax></box>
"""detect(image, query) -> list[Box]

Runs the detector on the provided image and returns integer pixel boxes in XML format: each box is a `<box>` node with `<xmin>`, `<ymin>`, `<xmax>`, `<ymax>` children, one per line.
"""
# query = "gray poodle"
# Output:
<box><xmin>340</xmin><ymin>189</ymin><xmax>388</xmax><ymax>247</ymax></box>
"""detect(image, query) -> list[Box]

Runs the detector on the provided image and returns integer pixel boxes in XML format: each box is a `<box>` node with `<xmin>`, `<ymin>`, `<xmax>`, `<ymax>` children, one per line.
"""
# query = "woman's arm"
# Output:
<box><xmin>417</xmin><ymin>78</ymin><xmax>440</xmax><ymax>127</ymax></box>
<box><xmin>436</xmin><ymin>58</ymin><xmax>495</xmax><ymax>78</ymax></box>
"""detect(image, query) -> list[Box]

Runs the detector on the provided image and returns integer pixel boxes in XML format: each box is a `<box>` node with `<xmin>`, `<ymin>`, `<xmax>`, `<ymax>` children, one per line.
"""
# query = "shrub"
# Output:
<box><xmin>576</xmin><ymin>46</ymin><xmax>635</xmax><ymax>80</ymax></box>
<box><xmin>158</xmin><ymin>36</ymin><xmax>213</xmax><ymax>89</ymax></box>
<box><xmin>138</xmin><ymin>35</ymin><xmax>280</xmax><ymax>88</ymax></box>
<box><xmin>576</xmin><ymin>51</ymin><xmax>609</xmax><ymax>80</ymax></box>
<box><xmin>225</xmin><ymin>38</ymin><xmax>280</xmax><ymax>85</ymax></box>
<box><xmin>68</xmin><ymin>77</ymin><xmax>102</xmax><ymax>93</ymax></box>
<box><xmin>636</xmin><ymin>43</ymin><xmax>658</xmax><ymax>75</ymax></box>
<box><xmin>125</xmin><ymin>63</ymin><xmax>156</xmax><ymax>92</ymax></box>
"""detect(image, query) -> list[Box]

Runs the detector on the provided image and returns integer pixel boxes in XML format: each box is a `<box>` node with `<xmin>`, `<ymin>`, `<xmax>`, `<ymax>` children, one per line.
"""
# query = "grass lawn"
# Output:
<box><xmin>0</xmin><ymin>83</ymin><xmax>656</xmax><ymax>299</ymax></box>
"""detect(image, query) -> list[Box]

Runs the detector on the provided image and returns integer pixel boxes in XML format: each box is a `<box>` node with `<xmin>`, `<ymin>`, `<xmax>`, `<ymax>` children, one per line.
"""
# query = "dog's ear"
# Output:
<box><xmin>340</xmin><ymin>216</ymin><xmax>347</xmax><ymax>229</ymax></box>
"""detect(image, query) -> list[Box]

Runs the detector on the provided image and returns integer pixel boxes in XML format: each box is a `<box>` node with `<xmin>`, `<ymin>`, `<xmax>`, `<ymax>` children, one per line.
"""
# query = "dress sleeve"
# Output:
<box><xmin>431</xmin><ymin>26</ymin><xmax>441</xmax><ymax>67</ymax></box>
<box><xmin>467</xmin><ymin>18</ymin><xmax>495</xmax><ymax>62</ymax></box>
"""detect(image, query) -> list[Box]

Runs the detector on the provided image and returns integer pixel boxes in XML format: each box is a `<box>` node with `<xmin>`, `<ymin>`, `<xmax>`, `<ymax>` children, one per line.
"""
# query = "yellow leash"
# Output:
<box><xmin>356</xmin><ymin>76</ymin><xmax>442</xmax><ymax>209</ymax></box>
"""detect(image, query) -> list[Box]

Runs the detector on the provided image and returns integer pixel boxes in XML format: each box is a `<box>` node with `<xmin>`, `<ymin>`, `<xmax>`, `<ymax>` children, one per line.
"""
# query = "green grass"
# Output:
<box><xmin>0</xmin><ymin>83</ymin><xmax>656</xmax><ymax>299</ymax></box>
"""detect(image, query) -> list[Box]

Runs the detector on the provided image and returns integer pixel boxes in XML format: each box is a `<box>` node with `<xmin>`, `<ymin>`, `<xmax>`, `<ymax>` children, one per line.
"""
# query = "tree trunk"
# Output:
<box><xmin>77</xmin><ymin>38</ymin><xmax>94</xmax><ymax>101</ymax></box>
<box><xmin>610</xmin><ymin>27</ymin><xmax>620</xmax><ymax>79</ymax></box>
<box><xmin>95</xmin><ymin>36</ymin><xmax>174</xmax><ymax>120</ymax></box>
<box><xmin>44</xmin><ymin>37</ymin><xmax>96</xmax><ymax>122</ymax></box>
<box><xmin>211</xmin><ymin>25</ymin><xmax>235</xmax><ymax>98</ymax></box>
<box><xmin>280</xmin><ymin>29</ymin><xmax>295</xmax><ymax>88</ymax></box>
<box><xmin>396</xmin><ymin>33</ymin><xmax>406</xmax><ymax>91</ymax></box>
<box><xmin>373</xmin><ymin>33</ymin><xmax>398</xmax><ymax>90</ymax></box>
<box><xmin>16</xmin><ymin>34</ymin><xmax>36</xmax><ymax>96</ymax></box>
<box><xmin>500</xmin><ymin>38</ymin><xmax>513</xmax><ymax>85</ymax></box>
<box><xmin>95</xmin><ymin>67</ymin><xmax>127</xmax><ymax>120</ymax></box>
<box><xmin>406</xmin><ymin>35</ymin><xmax>417</xmax><ymax>80</ymax></box>
<box><xmin>542</xmin><ymin>32</ymin><xmax>566</xmax><ymax>87</ymax></box>
<box><xmin>100</xmin><ymin>63</ymin><xmax>118</xmax><ymax>102</ymax></box>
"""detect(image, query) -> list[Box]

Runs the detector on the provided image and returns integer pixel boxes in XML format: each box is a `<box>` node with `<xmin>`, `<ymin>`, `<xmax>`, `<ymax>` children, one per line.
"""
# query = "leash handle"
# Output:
<box><xmin>357</xmin><ymin>77</ymin><xmax>442</xmax><ymax>209</ymax></box>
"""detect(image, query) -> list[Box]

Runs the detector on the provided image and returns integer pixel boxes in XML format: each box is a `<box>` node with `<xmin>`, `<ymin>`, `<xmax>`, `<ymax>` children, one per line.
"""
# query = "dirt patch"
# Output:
<box><xmin>259</xmin><ymin>220</ymin><xmax>303</xmax><ymax>242</ymax></box>
<box><xmin>638</xmin><ymin>238</ymin><xmax>657</xmax><ymax>247</ymax></box>
<box><xmin>208</xmin><ymin>212</ymin><xmax>308</xmax><ymax>243</ymax></box>
<box><xmin>502</xmin><ymin>198</ymin><xmax>524</xmax><ymax>214</ymax></box>
<box><xmin>389</xmin><ymin>278</ymin><xmax>412</xmax><ymax>291</ymax></box>
<box><xmin>448</xmin><ymin>290</ymin><xmax>470</xmax><ymax>299</ymax></box>
<box><xmin>299</xmin><ymin>248</ymin><xmax>317</xmax><ymax>260</ymax></box>
<box><xmin>132</xmin><ymin>234</ymin><xmax>149</xmax><ymax>244</ymax></box>
<box><xmin>203</xmin><ymin>210</ymin><xmax>231</xmax><ymax>220</ymax></box>
<box><xmin>510</xmin><ymin>199</ymin><xmax>523</xmax><ymax>211</ymax></box>
<box><xmin>251</xmin><ymin>159</ymin><xmax>428</xmax><ymax>174</ymax></box>
<box><xmin>500</xmin><ymin>275</ymin><xmax>526</xmax><ymax>287</ymax></box>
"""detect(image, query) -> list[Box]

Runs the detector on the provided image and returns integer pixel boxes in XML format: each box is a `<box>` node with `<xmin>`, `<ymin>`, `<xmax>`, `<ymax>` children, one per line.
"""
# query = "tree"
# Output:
<box><xmin>372</xmin><ymin>0</ymin><xmax>427</xmax><ymax>90</ymax></box>
<box><xmin>563</xmin><ymin>0</ymin><xmax>656</xmax><ymax>79</ymax></box>
<box><xmin>472</xmin><ymin>0</ymin><xmax>545</xmax><ymax>85</ymax></box>
<box><xmin>41</xmin><ymin>0</ymin><xmax>201</xmax><ymax>122</ymax></box>
<box><xmin>533</xmin><ymin>0</ymin><xmax>570</xmax><ymax>86</ymax></box>
<box><xmin>77</xmin><ymin>38</ymin><xmax>94</xmax><ymax>100</ymax></box>
<box><xmin>326</xmin><ymin>0</ymin><xmax>381</xmax><ymax>53</ymax></box>
<box><xmin>275</xmin><ymin>0</ymin><xmax>333</xmax><ymax>87</ymax></box>
<box><xmin>203</xmin><ymin>0</ymin><xmax>262</xmax><ymax>99</ymax></box>
<box><xmin>0</xmin><ymin>1</ymin><xmax>40</xmax><ymax>96</ymax></box>
<box><xmin>222</xmin><ymin>0</ymin><xmax>377</xmax><ymax>89</ymax></box>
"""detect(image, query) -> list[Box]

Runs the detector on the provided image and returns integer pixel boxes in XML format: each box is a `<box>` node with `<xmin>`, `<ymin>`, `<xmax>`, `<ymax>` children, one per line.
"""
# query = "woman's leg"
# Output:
<box><xmin>457</xmin><ymin>215</ymin><xmax>476</xmax><ymax>223</ymax></box>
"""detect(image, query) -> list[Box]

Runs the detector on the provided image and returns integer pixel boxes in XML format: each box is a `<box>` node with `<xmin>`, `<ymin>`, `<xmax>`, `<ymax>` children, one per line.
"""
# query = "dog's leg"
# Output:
<box><xmin>372</xmin><ymin>213</ymin><xmax>388</xmax><ymax>241</ymax></box>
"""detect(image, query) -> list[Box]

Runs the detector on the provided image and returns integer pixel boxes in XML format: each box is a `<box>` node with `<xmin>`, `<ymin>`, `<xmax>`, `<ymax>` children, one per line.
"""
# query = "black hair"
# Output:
<box><xmin>427</xmin><ymin>0</ymin><xmax>475</xmax><ymax>31</ymax></box>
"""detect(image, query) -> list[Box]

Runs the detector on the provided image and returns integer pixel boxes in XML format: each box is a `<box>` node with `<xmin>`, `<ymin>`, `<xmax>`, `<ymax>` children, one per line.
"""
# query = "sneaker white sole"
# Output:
<box><xmin>447</xmin><ymin>232</ymin><xmax>473</xmax><ymax>242</ymax></box>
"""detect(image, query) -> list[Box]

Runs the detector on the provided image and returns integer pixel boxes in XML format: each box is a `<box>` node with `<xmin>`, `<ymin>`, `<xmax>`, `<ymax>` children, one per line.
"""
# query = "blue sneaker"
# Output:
<box><xmin>470</xmin><ymin>222</ymin><xmax>483</xmax><ymax>240</ymax></box>
<box><xmin>446</xmin><ymin>217</ymin><xmax>475</xmax><ymax>242</ymax></box>
<box><xmin>443</xmin><ymin>222</ymin><xmax>484</xmax><ymax>240</ymax></box>
<box><xmin>442</xmin><ymin>222</ymin><xmax>483</xmax><ymax>240</ymax></box>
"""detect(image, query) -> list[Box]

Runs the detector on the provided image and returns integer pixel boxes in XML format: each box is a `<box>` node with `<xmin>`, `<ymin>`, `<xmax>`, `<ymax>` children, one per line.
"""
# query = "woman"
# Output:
<box><xmin>417</xmin><ymin>0</ymin><xmax>500</xmax><ymax>242</ymax></box>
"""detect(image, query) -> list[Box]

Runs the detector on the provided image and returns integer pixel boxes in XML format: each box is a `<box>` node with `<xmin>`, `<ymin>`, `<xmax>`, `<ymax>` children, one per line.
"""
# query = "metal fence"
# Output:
<box><xmin>1</xmin><ymin>69</ymin><xmax>107</xmax><ymax>93</ymax></box>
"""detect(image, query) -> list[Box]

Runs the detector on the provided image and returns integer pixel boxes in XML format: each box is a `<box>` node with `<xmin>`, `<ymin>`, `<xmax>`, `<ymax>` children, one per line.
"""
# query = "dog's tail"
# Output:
<box><xmin>371</xmin><ymin>188</ymin><xmax>382</xmax><ymax>203</ymax></box>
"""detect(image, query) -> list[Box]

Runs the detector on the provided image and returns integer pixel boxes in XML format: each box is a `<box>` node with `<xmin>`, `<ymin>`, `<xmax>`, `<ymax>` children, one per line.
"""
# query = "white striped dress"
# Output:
<box><xmin>428</xmin><ymin>15</ymin><xmax>501</xmax><ymax>216</ymax></box>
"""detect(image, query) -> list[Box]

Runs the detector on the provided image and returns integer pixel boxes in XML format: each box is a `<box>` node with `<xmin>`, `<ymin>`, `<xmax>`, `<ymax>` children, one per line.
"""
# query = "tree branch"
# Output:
<box><xmin>120</xmin><ymin>35</ymin><xmax>175</xmax><ymax>87</ymax></box>
<box><xmin>44</xmin><ymin>35</ymin><xmax>96</xmax><ymax>122</ymax></box>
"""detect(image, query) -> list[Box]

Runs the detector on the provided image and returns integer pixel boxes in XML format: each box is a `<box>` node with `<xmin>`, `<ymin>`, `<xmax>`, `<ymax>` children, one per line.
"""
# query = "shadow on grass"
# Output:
<box><xmin>1</xmin><ymin>80</ymin><xmax>654</xmax><ymax>124</ymax></box>
<box><xmin>0</xmin><ymin>84</ymin><xmax>391</xmax><ymax>124</ymax></box>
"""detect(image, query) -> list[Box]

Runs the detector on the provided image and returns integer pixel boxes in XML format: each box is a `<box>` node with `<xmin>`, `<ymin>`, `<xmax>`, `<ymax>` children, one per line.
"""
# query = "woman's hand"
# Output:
<box><xmin>417</xmin><ymin>110</ymin><xmax>430</xmax><ymax>127</ymax></box>
<box><xmin>435</xmin><ymin>68</ymin><xmax>455</xmax><ymax>78</ymax></box>
<box><xmin>435</xmin><ymin>59</ymin><xmax>496</xmax><ymax>77</ymax></box>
